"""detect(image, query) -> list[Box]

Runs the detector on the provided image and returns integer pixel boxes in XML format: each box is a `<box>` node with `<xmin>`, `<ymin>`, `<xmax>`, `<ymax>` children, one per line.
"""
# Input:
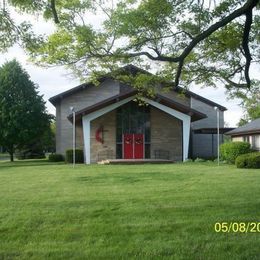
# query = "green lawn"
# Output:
<box><xmin>0</xmin><ymin>160</ymin><xmax>259</xmax><ymax>259</ymax></box>
<box><xmin>0</xmin><ymin>153</ymin><xmax>9</xmax><ymax>161</ymax></box>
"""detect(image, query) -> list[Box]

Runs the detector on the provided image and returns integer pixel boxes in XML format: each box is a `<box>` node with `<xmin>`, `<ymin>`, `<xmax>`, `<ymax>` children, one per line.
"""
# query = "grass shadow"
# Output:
<box><xmin>0</xmin><ymin>159</ymin><xmax>65</xmax><ymax>169</ymax></box>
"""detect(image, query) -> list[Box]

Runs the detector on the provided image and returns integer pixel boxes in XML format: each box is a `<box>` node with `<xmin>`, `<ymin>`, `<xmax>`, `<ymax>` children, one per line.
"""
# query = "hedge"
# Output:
<box><xmin>220</xmin><ymin>141</ymin><xmax>251</xmax><ymax>164</ymax></box>
<box><xmin>65</xmin><ymin>149</ymin><xmax>84</xmax><ymax>163</ymax></box>
<box><xmin>236</xmin><ymin>152</ymin><xmax>260</xmax><ymax>169</ymax></box>
<box><xmin>48</xmin><ymin>153</ymin><xmax>64</xmax><ymax>162</ymax></box>
<box><xmin>16</xmin><ymin>149</ymin><xmax>45</xmax><ymax>160</ymax></box>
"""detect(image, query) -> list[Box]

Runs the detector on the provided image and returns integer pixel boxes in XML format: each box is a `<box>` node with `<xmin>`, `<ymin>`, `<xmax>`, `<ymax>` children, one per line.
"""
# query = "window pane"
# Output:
<box><xmin>145</xmin><ymin>144</ymin><xmax>150</xmax><ymax>158</ymax></box>
<box><xmin>116</xmin><ymin>128</ymin><xmax>122</xmax><ymax>143</ymax></box>
<box><xmin>116</xmin><ymin>144</ymin><xmax>122</xmax><ymax>159</ymax></box>
<box><xmin>117</xmin><ymin>101</ymin><xmax>151</xmax><ymax>147</ymax></box>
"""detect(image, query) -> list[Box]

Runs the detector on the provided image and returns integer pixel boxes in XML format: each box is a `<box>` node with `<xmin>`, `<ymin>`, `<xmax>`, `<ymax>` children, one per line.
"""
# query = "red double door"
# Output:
<box><xmin>123</xmin><ymin>134</ymin><xmax>144</xmax><ymax>159</ymax></box>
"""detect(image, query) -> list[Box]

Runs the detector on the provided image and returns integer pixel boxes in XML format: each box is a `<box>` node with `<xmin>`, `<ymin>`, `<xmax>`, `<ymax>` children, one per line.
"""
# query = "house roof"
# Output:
<box><xmin>49</xmin><ymin>64</ymin><xmax>227</xmax><ymax>111</ymax></box>
<box><xmin>67</xmin><ymin>90</ymin><xmax>207</xmax><ymax>123</ymax></box>
<box><xmin>225</xmin><ymin>118</ymin><xmax>260</xmax><ymax>136</ymax></box>
<box><xmin>49</xmin><ymin>81</ymin><xmax>97</xmax><ymax>106</ymax></box>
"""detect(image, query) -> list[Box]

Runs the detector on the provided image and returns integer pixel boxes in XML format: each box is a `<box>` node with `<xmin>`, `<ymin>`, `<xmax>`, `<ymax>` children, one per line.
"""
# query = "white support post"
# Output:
<box><xmin>82</xmin><ymin>118</ymin><xmax>91</xmax><ymax>164</ymax></box>
<box><xmin>214</xmin><ymin>107</ymin><xmax>220</xmax><ymax>166</ymax></box>
<box><xmin>182</xmin><ymin>117</ymin><xmax>191</xmax><ymax>161</ymax></box>
<box><xmin>70</xmin><ymin>106</ymin><xmax>76</xmax><ymax>168</ymax></box>
<box><xmin>73</xmin><ymin>111</ymin><xmax>76</xmax><ymax>167</ymax></box>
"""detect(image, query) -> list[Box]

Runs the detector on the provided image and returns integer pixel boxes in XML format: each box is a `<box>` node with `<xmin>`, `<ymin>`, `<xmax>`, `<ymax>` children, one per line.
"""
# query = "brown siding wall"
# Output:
<box><xmin>55</xmin><ymin>79</ymin><xmax>120</xmax><ymax>154</ymax></box>
<box><xmin>150</xmin><ymin>107</ymin><xmax>182</xmax><ymax>161</ymax></box>
<box><xmin>55</xmin><ymin>102</ymin><xmax>62</xmax><ymax>153</ymax></box>
<box><xmin>76</xmin><ymin>121</ymin><xmax>84</xmax><ymax>150</ymax></box>
<box><xmin>90</xmin><ymin>110</ymin><xmax>116</xmax><ymax>163</ymax></box>
<box><xmin>191</xmin><ymin>97</ymin><xmax>225</xmax><ymax>158</ymax></box>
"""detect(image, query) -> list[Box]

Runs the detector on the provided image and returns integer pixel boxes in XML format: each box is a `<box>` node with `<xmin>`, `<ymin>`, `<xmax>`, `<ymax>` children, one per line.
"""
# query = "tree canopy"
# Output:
<box><xmin>1</xmin><ymin>0</ymin><xmax>259</xmax><ymax>97</ymax></box>
<box><xmin>236</xmin><ymin>85</ymin><xmax>260</xmax><ymax>125</ymax></box>
<box><xmin>0</xmin><ymin>59</ymin><xmax>51</xmax><ymax>161</ymax></box>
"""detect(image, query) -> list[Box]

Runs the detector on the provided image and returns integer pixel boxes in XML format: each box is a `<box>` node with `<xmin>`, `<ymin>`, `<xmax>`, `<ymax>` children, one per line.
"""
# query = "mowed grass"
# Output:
<box><xmin>0</xmin><ymin>160</ymin><xmax>259</xmax><ymax>259</ymax></box>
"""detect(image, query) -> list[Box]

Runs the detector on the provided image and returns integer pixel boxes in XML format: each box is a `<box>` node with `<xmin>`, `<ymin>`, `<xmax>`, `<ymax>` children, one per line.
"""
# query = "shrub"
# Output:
<box><xmin>191</xmin><ymin>156</ymin><xmax>216</xmax><ymax>161</ymax></box>
<box><xmin>236</xmin><ymin>152</ymin><xmax>260</xmax><ymax>169</ymax></box>
<box><xmin>66</xmin><ymin>149</ymin><xmax>84</xmax><ymax>163</ymax></box>
<box><xmin>235</xmin><ymin>154</ymin><xmax>248</xmax><ymax>168</ymax></box>
<box><xmin>194</xmin><ymin>157</ymin><xmax>206</xmax><ymax>162</ymax></box>
<box><xmin>16</xmin><ymin>149</ymin><xmax>45</xmax><ymax>160</ymax></box>
<box><xmin>48</xmin><ymin>153</ymin><xmax>64</xmax><ymax>162</ymax></box>
<box><xmin>247</xmin><ymin>153</ymin><xmax>260</xmax><ymax>168</ymax></box>
<box><xmin>220</xmin><ymin>142</ymin><xmax>251</xmax><ymax>164</ymax></box>
<box><xmin>183</xmin><ymin>159</ymin><xmax>193</xmax><ymax>163</ymax></box>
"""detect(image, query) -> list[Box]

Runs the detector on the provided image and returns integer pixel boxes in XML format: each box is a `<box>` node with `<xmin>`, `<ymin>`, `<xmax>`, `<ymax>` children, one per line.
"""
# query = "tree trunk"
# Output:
<box><xmin>9</xmin><ymin>145</ymin><xmax>14</xmax><ymax>162</ymax></box>
<box><xmin>10</xmin><ymin>152</ymin><xmax>14</xmax><ymax>162</ymax></box>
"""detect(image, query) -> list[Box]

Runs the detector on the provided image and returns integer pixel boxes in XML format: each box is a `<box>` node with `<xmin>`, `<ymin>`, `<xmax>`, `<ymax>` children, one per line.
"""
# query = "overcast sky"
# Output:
<box><xmin>1</xmin><ymin>9</ymin><xmax>259</xmax><ymax>127</ymax></box>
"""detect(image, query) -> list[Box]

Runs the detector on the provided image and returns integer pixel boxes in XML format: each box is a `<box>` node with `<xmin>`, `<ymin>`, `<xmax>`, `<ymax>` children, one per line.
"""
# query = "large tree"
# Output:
<box><xmin>1</xmin><ymin>1</ymin><xmax>259</xmax><ymax>96</ymax></box>
<box><xmin>0</xmin><ymin>59</ymin><xmax>51</xmax><ymax>161</ymax></box>
<box><xmin>236</xmin><ymin>85</ymin><xmax>260</xmax><ymax>125</ymax></box>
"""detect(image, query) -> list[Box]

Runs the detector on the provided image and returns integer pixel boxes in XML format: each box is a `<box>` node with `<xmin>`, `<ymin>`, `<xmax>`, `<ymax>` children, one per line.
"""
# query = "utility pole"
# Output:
<box><xmin>214</xmin><ymin>107</ymin><xmax>220</xmax><ymax>166</ymax></box>
<box><xmin>70</xmin><ymin>106</ymin><xmax>76</xmax><ymax>168</ymax></box>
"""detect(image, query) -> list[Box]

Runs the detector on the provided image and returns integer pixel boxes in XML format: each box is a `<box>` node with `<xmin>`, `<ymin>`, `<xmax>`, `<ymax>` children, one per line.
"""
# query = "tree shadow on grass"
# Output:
<box><xmin>76</xmin><ymin>175</ymin><xmax>141</xmax><ymax>184</ymax></box>
<box><xmin>0</xmin><ymin>159</ymin><xmax>65</xmax><ymax>169</ymax></box>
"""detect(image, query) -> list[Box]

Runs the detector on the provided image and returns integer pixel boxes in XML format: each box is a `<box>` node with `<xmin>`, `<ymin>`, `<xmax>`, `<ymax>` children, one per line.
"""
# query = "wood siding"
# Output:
<box><xmin>150</xmin><ymin>107</ymin><xmax>183</xmax><ymax>161</ymax></box>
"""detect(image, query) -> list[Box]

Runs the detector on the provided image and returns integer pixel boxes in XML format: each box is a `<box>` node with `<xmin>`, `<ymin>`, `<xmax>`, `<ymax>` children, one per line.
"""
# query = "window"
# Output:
<box><xmin>116</xmin><ymin>102</ymin><xmax>151</xmax><ymax>158</ymax></box>
<box><xmin>243</xmin><ymin>136</ymin><xmax>250</xmax><ymax>143</ymax></box>
<box><xmin>252</xmin><ymin>135</ymin><xmax>260</xmax><ymax>151</ymax></box>
<box><xmin>116</xmin><ymin>144</ymin><xmax>122</xmax><ymax>159</ymax></box>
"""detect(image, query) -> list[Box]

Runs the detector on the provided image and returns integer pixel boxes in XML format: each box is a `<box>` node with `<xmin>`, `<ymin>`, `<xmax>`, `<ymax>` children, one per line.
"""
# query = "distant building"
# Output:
<box><xmin>226</xmin><ymin>118</ymin><xmax>260</xmax><ymax>151</ymax></box>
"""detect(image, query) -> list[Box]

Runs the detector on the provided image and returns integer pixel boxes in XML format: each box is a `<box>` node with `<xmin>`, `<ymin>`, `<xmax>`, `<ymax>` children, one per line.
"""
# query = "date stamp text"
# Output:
<box><xmin>214</xmin><ymin>222</ymin><xmax>260</xmax><ymax>233</ymax></box>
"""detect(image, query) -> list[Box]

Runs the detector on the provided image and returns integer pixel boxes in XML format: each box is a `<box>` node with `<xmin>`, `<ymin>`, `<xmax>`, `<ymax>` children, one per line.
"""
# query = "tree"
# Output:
<box><xmin>0</xmin><ymin>60</ymin><xmax>51</xmax><ymax>161</ymax></box>
<box><xmin>1</xmin><ymin>1</ymin><xmax>259</xmax><ymax>97</ymax></box>
<box><xmin>236</xmin><ymin>85</ymin><xmax>260</xmax><ymax>126</ymax></box>
<box><xmin>15</xmin><ymin>117</ymin><xmax>56</xmax><ymax>159</ymax></box>
<box><xmin>42</xmin><ymin>119</ymin><xmax>56</xmax><ymax>153</ymax></box>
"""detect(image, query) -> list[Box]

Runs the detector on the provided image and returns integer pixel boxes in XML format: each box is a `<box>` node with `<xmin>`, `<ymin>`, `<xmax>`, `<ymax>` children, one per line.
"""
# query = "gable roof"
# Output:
<box><xmin>49</xmin><ymin>81</ymin><xmax>98</xmax><ymax>106</ymax></box>
<box><xmin>67</xmin><ymin>90</ymin><xmax>207</xmax><ymax>123</ymax></box>
<box><xmin>225</xmin><ymin>118</ymin><xmax>260</xmax><ymax>136</ymax></box>
<box><xmin>49</xmin><ymin>64</ymin><xmax>227</xmax><ymax>111</ymax></box>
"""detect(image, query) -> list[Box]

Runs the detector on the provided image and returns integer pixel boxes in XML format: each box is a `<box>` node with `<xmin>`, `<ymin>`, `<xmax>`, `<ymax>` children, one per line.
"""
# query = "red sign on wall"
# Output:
<box><xmin>123</xmin><ymin>134</ymin><xmax>144</xmax><ymax>159</ymax></box>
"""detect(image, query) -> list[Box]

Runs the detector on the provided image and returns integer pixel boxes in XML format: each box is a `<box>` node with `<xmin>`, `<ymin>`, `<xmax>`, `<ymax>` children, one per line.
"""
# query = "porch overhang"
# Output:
<box><xmin>68</xmin><ymin>91</ymin><xmax>206</xmax><ymax>123</ymax></box>
<box><xmin>81</xmin><ymin>95</ymin><xmax>193</xmax><ymax>164</ymax></box>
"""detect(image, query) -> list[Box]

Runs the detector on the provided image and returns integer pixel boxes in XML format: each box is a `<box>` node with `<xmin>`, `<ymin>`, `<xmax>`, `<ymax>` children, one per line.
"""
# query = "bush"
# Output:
<box><xmin>48</xmin><ymin>153</ymin><xmax>64</xmax><ymax>162</ymax></box>
<box><xmin>235</xmin><ymin>154</ymin><xmax>248</xmax><ymax>168</ymax></box>
<box><xmin>247</xmin><ymin>153</ymin><xmax>260</xmax><ymax>168</ymax></box>
<box><xmin>235</xmin><ymin>152</ymin><xmax>260</xmax><ymax>169</ymax></box>
<box><xmin>183</xmin><ymin>159</ymin><xmax>193</xmax><ymax>163</ymax></box>
<box><xmin>194</xmin><ymin>157</ymin><xmax>206</xmax><ymax>162</ymax></box>
<box><xmin>65</xmin><ymin>149</ymin><xmax>84</xmax><ymax>163</ymax></box>
<box><xmin>16</xmin><ymin>149</ymin><xmax>45</xmax><ymax>160</ymax></box>
<box><xmin>220</xmin><ymin>142</ymin><xmax>251</xmax><ymax>164</ymax></box>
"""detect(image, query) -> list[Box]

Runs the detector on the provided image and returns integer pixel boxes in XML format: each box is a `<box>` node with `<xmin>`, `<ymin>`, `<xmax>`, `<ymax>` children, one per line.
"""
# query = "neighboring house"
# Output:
<box><xmin>226</xmin><ymin>118</ymin><xmax>260</xmax><ymax>151</ymax></box>
<box><xmin>49</xmin><ymin>65</ymin><xmax>228</xmax><ymax>164</ymax></box>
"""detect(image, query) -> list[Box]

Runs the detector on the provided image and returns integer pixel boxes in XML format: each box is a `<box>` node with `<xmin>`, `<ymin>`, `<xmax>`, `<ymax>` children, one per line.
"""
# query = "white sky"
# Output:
<box><xmin>1</xmin><ymin>7</ymin><xmax>258</xmax><ymax>127</ymax></box>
